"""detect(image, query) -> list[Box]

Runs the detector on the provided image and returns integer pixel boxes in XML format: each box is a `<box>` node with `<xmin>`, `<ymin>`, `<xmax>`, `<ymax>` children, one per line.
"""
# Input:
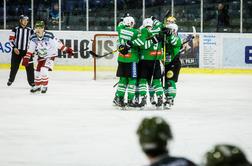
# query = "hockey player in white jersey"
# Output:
<box><xmin>22</xmin><ymin>21</ymin><xmax>73</xmax><ymax>93</ymax></box>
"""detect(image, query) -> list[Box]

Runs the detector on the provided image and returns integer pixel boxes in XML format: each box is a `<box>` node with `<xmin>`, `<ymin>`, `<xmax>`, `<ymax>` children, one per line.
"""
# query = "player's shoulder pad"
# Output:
<box><xmin>44</xmin><ymin>31</ymin><xmax>55</xmax><ymax>39</ymax></box>
<box><xmin>30</xmin><ymin>33</ymin><xmax>37</xmax><ymax>40</ymax></box>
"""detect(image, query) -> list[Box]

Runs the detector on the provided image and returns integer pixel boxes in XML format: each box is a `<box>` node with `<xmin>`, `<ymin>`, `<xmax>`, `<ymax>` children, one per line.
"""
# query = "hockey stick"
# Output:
<box><xmin>150</xmin><ymin>9</ymin><xmax>171</xmax><ymax>87</ymax></box>
<box><xmin>113</xmin><ymin>82</ymin><xmax>118</xmax><ymax>88</ymax></box>
<box><xmin>160</xmin><ymin>12</ymin><xmax>171</xmax><ymax>88</ymax></box>
<box><xmin>163</xmin><ymin>9</ymin><xmax>171</xmax><ymax>25</ymax></box>
<box><xmin>183</xmin><ymin>26</ymin><xmax>196</xmax><ymax>45</ymax></box>
<box><xmin>28</xmin><ymin>58</ymin><xmax>46</xmax><ymax>64</ymax></box>
<box><xmin>89</xmin><ymin>47</ymin><xmax>124</xmax><ymax>58</ymax></box>
<box><xmin>180</xmin><ymin>26</ymin><xmax>196</xmax><ymax>53</ymax></box>
<box><xmin>28</xmin><ymin>60</ymin><xmax>34</xmax><ymax>64</ymax></box>
<box><xmin>27</xmin><ymin>49</ymin><xmax>80</xmax><ymax>64</ymax></box>
<box><xmin>149</xmin><ymin>51</ymin><xmax>159</xmax><ymax>86</ymax></box>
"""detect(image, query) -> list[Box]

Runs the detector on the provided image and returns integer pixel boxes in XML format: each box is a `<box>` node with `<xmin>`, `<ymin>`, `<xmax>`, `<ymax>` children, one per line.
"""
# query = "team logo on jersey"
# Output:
<box><xmin>119</xmin><ymin>53</ymin><xmax>132</xmax><ymax>58</ymax></box>
<box><xmin>150</xmin><ymin>51</ymin><xmax>162</xmax><ymax>56</ymax></box>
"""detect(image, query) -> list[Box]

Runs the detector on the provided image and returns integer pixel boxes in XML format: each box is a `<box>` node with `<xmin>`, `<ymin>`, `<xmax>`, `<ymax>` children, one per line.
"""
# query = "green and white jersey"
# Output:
<box><xmin>165</xmin><ymin>34</ymin><xmax>182</xmax><ymax>64</ymax></box>
<box><xmin>116</xmin><ymin>23</ymin><xmax>144</xmax><ymax>63</ymax></box>
<box><xmin>140</xmin><ymin>20</ymin><xmax>164</xmax><ymax>61</ymax></box>
<box><xmin>151</xmin><ymin>19</ymin><xmax>163</xmax><ymax>35</ymax></box>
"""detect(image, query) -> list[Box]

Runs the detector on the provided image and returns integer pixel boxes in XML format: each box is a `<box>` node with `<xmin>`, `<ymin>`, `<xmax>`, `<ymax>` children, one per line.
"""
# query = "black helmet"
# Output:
<box><xmin>203</xmin><ymin>144</ymin><xmax>251</xmax><ymax>166</ymax></box>
<box><xmin>19</xmin><ymin>15</ymin><xmax>29</xmax><ymax>20</ymax></box>
<box><xmin>137</xmin><ymin>117</ymin><xmax>173</xmax><ymax>152</ymax></box>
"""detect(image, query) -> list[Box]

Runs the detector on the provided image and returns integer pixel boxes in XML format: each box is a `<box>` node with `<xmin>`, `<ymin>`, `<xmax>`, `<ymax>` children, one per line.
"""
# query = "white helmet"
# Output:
<box><xmin>123</xmin><ymin>16</ymin><xmax>135</xmax><ymax>27</ymax></box>
<box><xmin>143</xmin><ymin>18</ymin><xmax>153</xmax><ymax>28</ymax></box>
<box><xmin>166</xmin><ymin>23</ymin><xmax>178</xmax><ymax>34</ymax></box>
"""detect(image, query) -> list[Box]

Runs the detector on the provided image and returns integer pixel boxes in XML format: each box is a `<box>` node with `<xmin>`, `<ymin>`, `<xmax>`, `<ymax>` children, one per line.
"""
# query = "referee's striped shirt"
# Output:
<box><xmin>9</xmin><ymin>25</ymin><xmax>34</xmax><ymax>51</ymax></box>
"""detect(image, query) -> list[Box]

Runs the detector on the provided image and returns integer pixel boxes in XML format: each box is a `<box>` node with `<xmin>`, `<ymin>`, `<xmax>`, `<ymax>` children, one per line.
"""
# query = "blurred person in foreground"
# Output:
<box><xmin>137</xmin><ymin>116</ymin><xmax>196</xmax><ymax>166</ymax></box>
<box><xmin>202</xmin><ymin>144</ymin><xmax>251</xmax><ymax>166</ymax></box>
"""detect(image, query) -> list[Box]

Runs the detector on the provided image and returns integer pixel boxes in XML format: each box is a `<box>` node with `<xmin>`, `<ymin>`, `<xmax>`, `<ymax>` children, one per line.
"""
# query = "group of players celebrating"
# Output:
<box><xmin>113</xmin><ymin>13</ymin><xmax>182</xmax><ymax>110</ymax></box>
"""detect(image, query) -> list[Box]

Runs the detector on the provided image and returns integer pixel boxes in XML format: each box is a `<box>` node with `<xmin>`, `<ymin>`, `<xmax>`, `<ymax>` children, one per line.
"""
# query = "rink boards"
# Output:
<box><xmin>0</xmin><ymin>30</ymin><xmax>252</xmax><ymax>74</ymax></box>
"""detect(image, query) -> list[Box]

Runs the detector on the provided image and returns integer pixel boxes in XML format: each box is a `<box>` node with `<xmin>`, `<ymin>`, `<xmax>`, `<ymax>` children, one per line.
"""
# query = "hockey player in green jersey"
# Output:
<box><xmin>148</xmin><ymin>16</ymin><xmax>165</xmax><ymax>106</ymax></box>
<box><xmin>113</xmin><ymin>16</ymin><xmax>145</xmax><ymax>108</ymax></box>
<box><xmin>163</xmin><ymin>23</ymin><xmax>182</xmax><ymax>108</ymax></box>
<box><xmin>137</xmin><ymin>18</ymin><xmax>164</xmax><ymax>108</ymax></box>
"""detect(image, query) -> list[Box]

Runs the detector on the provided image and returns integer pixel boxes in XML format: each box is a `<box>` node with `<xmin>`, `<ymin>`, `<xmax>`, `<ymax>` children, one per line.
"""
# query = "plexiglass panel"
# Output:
<box><xmin>117</xmin><ymin>0</ymin><xmax>143</xmax><ymax>28</ymax></box>
<box><xmin>243</xmin><ymin>0</ymin><xmax>252</xmax><ymax>32</ymax></box>
<box><xmin>145</xmin><ymin>0</ymin><xmax>171</xmax><ymax>22</ymax></box>
<box><xmin>174</xmin><ymin>0</ymin><xmax>200</xmax><ymax>32</ymax></box>
<box><xmin>6</xmin><ymin>0</ymin><xmax>31</xmax><ymax>29</ymax></box>
<box><xmin>89</xmin><ymin>0</ymin><xmax>114</xmax><ymax>31</ymax></box>
<box><xmin>61</xmin><ymin>0</ymin><xmax>86</xmax><ymax>30</ymax></box>
<box><xmin>204</xmin><ymin>0</ymin><xmax>240</xmax><ymax>32</ymax></box>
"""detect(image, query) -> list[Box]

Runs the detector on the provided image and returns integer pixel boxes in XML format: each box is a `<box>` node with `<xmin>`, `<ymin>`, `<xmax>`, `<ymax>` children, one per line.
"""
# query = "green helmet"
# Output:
<box><xmin>203</xmin><ymin>144</ymin><xmax>251</xmax><ymax>166</ymax></box>
<box><xmin>136</xmin><ymin>117</ymin><xmax>173</xmax><ymax>151</ymax></box>
<box><xmin>35</xmin><ymin>21</ymin><xmax>45</xmax><ymax>28</ymax></box>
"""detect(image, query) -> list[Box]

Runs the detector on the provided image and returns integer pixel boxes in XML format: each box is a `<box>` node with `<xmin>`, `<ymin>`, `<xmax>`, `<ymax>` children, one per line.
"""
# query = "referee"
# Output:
<box><xmin>7</xmin><ymin>15</ymin><xmax>35</xmax><ymax>87</ymax></box>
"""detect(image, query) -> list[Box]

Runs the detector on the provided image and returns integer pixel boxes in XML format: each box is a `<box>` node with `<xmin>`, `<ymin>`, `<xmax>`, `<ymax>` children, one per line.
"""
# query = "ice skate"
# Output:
<box><xmin>30</xmin><ymin>86</ymin><xmax>41</xmax><ymax>93</ymax></box>
<box><xmin>127</xmin><ymin>100</ymin><xmax>138</xmax><ymax>108</ymax></box>
<box><xmin>150</xmin><ymin>96</ymin><xmax>156</xmax><ymax>106</ymax></box>
<box><xmin>163</xmin><ymin>96</ymin><xmax>174</xmax><ymax>109</ymax></box>
<box><xmin>113</xmin><ymin>96</ymin><xmax>126</xmax><ymax>109</ymax></box>
<box><xmin>139</xmin><ymin>96</ymin><xmax>147</xmax><ymax>110</ymax></box>
<box><xmin>41</xmin><ymin>86</ymin><xmax>48</xmax><ymax>93</ymax></box>
<box><xmin>156</xmin><ymin>96</ymin><xmax>163</xmax><ymax>110</ymax></box>
<box><xmin>134</xmin><ymin>95</ymin><xmax>140</xmax><ymax>106</ymax></box>
<box><xmin>7</xmin><ymin>81</ymin><xmax>12</xmax><ymax>86</ymax></box>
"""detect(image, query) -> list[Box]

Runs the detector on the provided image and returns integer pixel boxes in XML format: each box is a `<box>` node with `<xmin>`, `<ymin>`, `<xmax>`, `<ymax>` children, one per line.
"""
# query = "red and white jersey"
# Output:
<box><xmin>27</xmin><ymin>31</ymin><xmax>65</xmax><ymax>58</ymax></box>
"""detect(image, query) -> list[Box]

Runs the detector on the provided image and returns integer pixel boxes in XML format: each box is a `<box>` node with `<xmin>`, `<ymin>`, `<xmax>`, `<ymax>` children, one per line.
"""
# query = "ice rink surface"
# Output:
<box><xmin>0</xmin><ymin>69</ymin><xmax>252</xmax><ymax>166</ymax></box>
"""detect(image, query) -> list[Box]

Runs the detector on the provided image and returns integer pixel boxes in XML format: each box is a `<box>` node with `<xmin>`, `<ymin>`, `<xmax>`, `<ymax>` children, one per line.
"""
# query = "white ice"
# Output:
<box><xmin>0</xmin><ymin>69</ymin><xmax>252</xmax><ymax>166</ymax></box>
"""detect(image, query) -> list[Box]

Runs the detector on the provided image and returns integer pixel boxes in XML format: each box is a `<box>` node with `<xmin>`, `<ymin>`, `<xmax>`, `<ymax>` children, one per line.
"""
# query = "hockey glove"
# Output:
<box><xmin>125</xmin><ymin>40</ymin><xmax>133</xmax><ymax>48</ymax></box>
<box><xmin>13</xmin><ymin>48</ymin><xmax>20</xmax><ymax>55</ymax></box>
<box><xmin>162</xmin><ymin>27</ymin><xmax>172</xmax><ymax>36</ymax></box>
<box><xmin>150</xmin><ymin>16</ymin><xmax>156</xmax><ymax>21</ymax></box>
<box><xmin>65</xmin><ymin>47</ymin><xmax>73</xmax><ymax>56</ymax></box>
<box><xmin>151</xmin><ymin>34</ymin><xmax>162</xmax><ymax>44</ymax></box>
<box><xmin>118</xmin><ymin>44</ymin><xmax>129</xmax><ymax>55</ymax></box>
<box><xmin>22</xmin><ymin>54</ymin><xmax>31</xmax><ymax>67</ymax></box>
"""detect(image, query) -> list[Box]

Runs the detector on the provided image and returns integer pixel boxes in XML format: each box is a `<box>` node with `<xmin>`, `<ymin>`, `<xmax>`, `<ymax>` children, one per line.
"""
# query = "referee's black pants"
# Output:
<box><xmin>8</xmin><ymin>50</ymin><xmax>35</xmax><ymax>86</ymax></box>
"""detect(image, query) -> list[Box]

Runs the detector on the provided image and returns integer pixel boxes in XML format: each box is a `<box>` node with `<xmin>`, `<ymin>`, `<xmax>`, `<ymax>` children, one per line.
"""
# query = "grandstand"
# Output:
<box><xmin>0</xmin><ymin>0</ymin><xmax>252</xmax><ymax>32</ymax></box>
